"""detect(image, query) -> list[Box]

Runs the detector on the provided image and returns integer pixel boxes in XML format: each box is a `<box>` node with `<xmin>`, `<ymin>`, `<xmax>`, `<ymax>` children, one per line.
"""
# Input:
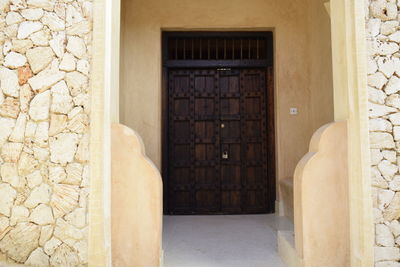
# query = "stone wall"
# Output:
<box><xmin>0</xmin><ymin>0</ymin><xmax>92</xmax><ymax>266</ymax></box>
<box><xmin>367</xmin><ymin>0</ymin><xmax>400</xmax><ymax>265</ymax></box>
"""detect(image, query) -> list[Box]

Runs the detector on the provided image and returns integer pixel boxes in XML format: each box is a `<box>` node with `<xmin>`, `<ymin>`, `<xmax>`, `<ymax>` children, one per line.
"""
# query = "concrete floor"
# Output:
<box><xmin>163</xmin><ymin>214</ymin><xmax>289</xmax><ymax>267</ymax></box>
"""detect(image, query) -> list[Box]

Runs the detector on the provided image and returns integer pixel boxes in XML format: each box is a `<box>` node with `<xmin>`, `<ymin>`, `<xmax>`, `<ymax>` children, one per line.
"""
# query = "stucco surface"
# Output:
<box><xmin>119</xmin><ymin>0</ymin><xmax>334</xmax><ymax>200</ymax></box>
<box><xmin>307</xmin><ymin>0</ymin><xmax>334</xmax><ymax>132</ymax></box>
<box><xmin>279</xmin><ymin>0</ymin><xmax>334</xmax><ymax>219</ymax></box>
<box><xmin>294</xmin><ymin>121</ymin><xmax>349</xmax><ymax>267</ymax></box>
<box><xmin>111</xmin><ymin>123</ymin><xmax>162</xmax><ymax>267</ymax></box>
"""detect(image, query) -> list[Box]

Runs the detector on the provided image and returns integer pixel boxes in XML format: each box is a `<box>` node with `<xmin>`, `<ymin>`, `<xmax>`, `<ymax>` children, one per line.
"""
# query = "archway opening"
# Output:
<box><xmin>119</xmin><ymin>0</ymin><xmax>334</xmax><ymax>265</ymax></box>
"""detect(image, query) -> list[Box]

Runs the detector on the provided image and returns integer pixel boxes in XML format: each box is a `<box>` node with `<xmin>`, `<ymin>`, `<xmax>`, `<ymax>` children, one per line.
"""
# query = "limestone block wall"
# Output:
<box><xmin>0</xmin><ymin>0</ymin><xmax>92</xmax><ymax>265</ymax></box>
<box><xmin>367</xmin><ymin>0</ymin><xmax>400</xmax><ymax>264</ymax></box>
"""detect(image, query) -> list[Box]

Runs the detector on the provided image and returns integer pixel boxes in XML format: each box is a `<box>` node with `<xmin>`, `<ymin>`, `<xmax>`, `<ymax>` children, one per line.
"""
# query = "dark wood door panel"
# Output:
<box><xmin>167</xmin><ymin>68</ymin><xmax>273</xmax><ymax>214</ymax></box>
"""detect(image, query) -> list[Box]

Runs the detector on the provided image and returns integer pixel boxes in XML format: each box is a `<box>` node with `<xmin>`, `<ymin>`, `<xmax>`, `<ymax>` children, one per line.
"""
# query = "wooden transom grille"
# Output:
<box><xmin>163</xmin><ymin>32</ymin><xmax>273</xmax><ymax>68</ymax></box>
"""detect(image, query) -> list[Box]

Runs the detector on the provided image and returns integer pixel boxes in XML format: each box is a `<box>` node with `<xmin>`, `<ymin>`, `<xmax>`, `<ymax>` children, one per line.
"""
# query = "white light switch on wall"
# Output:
<box><xmin>290</xmin><ymin>108</ymin><xmax>298</xmax><ymax>115</ymax></box>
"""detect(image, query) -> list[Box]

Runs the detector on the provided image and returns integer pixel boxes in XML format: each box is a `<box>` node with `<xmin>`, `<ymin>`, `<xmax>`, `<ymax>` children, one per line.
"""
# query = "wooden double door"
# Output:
<box><xmin>166</xmin><ymin>68</ymin><xmax>274</xmax><ymax>214</ymax></box>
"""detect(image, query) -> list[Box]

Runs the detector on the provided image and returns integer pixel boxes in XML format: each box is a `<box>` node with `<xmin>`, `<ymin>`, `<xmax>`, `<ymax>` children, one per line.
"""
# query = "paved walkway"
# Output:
<box><xmin>163</xmin><ymin>214</ymin><xmax>287</xmax><ymax>267</ymax></box>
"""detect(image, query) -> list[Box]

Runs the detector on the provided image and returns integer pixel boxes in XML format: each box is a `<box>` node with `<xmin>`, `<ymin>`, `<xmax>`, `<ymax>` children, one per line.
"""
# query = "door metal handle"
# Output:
<box><xmin>222</xmin><ymin>151</ymin><xmax>229</xmax><ymax>159</ymax></box>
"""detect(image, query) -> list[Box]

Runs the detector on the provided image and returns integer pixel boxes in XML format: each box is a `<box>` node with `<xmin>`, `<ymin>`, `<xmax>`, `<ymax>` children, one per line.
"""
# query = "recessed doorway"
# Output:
<box><xmin>162</xmin><ymin>32</ymin><xmax>275</xmax><ymax>215</ymax></box>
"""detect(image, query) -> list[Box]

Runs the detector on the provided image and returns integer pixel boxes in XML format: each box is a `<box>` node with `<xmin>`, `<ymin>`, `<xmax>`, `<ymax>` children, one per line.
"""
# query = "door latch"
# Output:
<box><xmin>222</xmin><ymin>151</ymin><xmax>229</xmax><ymax>159</ymax></box>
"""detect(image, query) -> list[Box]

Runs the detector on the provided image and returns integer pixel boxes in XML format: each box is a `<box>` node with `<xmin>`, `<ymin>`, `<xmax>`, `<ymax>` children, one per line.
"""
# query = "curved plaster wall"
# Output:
<box><xmin>111</xmin><ymin>123</ymin><xmax>162</xmax><ymax>267</ymax></box>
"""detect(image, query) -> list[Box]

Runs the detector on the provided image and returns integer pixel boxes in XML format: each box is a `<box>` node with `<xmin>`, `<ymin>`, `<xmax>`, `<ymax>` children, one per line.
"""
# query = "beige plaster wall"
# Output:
<box><xmin>120</xmin><ymin>0</ymin><xmax>334</xmax><ymax>199</ymax></box>
<box><xmin>280</xmin><ymin>0</ymin><xmax>334</xmax><ymax>219</ymax></box>
<box><xmin>294</xmin><ymin>121</ymin><xmax>349</xmax><ymax>267</ymax></box>
<box><xmin>111</xmin><ymin>123</ymin><xmax>162</xmax><ymax>267</ymax></box>
<box><xmin>307</xmin><ymin>0</ymin><xmax>334</xmax><ymax>132</ymax></box>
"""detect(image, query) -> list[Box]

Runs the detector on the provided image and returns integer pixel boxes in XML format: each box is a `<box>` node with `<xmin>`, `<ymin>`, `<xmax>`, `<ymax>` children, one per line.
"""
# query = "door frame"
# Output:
<box><xmin>161</xmin><ymin>31</ymin><xmax>276</xmax><ymax>214</ymax></box>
